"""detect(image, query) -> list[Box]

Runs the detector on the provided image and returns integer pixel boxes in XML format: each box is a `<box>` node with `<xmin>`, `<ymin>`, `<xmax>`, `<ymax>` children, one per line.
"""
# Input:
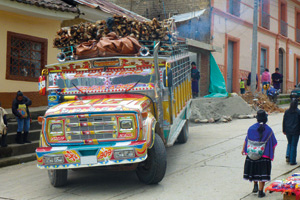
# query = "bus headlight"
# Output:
<box><xmin>120</xmin><ymin>120</ymin><xmax>133</xmax><ymax>129</ymax></box>
<box><xmin>50</xmin><ymin>123</ymin><xmax>63</xmax><ymax>135</ymax></box>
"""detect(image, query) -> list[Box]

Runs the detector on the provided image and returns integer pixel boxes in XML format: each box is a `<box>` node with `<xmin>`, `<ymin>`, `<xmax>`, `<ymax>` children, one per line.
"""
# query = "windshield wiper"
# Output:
<box><xmin>72</xmin><ymin>83</ymin><xmax>87</xmax><ymax>95</ymax></box>
<box><xmin>125</xmin><ymin>79</ymin><xmax>141</xmax><ymax>93</ymax></box>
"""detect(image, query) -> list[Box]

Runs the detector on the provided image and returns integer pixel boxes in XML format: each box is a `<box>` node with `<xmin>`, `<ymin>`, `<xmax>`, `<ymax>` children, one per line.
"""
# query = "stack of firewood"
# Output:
<box><xmin>53</xmin><ymin>15</ymin><xmax>172</xmax><ymax>48</ymax></box>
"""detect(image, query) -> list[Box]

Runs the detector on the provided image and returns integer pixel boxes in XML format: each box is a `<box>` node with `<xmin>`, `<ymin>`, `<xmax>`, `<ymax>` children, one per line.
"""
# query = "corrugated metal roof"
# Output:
<box><xmin>74</xmin><ymin>0</ymin><xmax>150</xmax><ymax>22</ymax></box>
<box><xmin>171</xmin><ymin>9</ymin><xmax>206</xmax><ymax>23</ymax></box>
<box><xmin>10</xmin><ymin>0</ymin><xmax>79</xmax><ymax>13</ymax></box>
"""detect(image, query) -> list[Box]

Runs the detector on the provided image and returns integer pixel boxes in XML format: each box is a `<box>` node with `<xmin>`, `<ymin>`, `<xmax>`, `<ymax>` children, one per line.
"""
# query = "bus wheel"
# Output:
<box><xmin>136</xmin><ymin>133</ymin><xmax>167</xmax><ymax>184</ymax></box>
<box><xmin>177</xmin><ymin>121</ymin><xmax>188</xmax><ymax>144</ymax></box>
<box><xmin>48</xmin><ymin>169</ymin><xmax>68</xmax><ymax>187</ymax></box>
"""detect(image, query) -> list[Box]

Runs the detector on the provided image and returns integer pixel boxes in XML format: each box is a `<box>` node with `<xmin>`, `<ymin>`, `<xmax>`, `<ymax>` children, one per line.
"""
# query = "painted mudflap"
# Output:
<box><xmin>36</xmin><ymin>141</ymin><xmax>147</xmax><ymax>169</ymax></box>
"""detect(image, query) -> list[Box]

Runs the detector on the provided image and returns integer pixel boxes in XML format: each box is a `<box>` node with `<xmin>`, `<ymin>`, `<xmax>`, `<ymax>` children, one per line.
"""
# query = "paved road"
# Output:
<box><xmin>0</xmin><ymin>113</ymin><xmax>297</xmax><ymax>200</ymax></box>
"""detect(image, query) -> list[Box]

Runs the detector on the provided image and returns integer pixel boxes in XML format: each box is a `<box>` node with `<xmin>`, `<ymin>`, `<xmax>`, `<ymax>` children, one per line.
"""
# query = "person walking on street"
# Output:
<box><xmin>12</xmin><ymin>91</ymin><xmax>32</xmax><ymax>144</ymax></box>
<box><xmin>261</xmin><ymin>69</ymin><xmax>271</xmax><ymax>94</ymax></box>
<box><xmin>271</xmin><ymin>68</ymin><xmax>283</xmax><ymax>90</ymax></box>
<box><xmin>283</xmin><ymin>98</ymin><xmax>300</xmax><ymax>165</ymax></box>
<box><xmin>191</xmin><ymin>62</ymin><xmax>200</xmax><ymax>98</ymax></box>
<box><xmin>242</xmin><ymin>110</ymin><xmax>277</xmax><ymax>198</ymax></box>
<box><xmin>0</xmin><ymin>102</ymin><xmax>8</xmax><ymax>147</ymax></box>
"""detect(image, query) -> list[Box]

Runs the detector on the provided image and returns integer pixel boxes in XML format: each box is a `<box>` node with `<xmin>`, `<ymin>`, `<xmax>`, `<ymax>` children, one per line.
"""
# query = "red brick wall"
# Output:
<box><xmin>0</xmin><ymin>92</ymin><xmax>47</xmax><ymax>109</ymax></box>
<box><xmin>200</xmin><ymin>51</ymin><xmax>210</xmax><ymax>96</ymax></box>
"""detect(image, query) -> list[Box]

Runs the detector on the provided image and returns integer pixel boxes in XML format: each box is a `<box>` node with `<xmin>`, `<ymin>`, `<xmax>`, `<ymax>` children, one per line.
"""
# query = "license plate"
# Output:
<box><xmin>81</xmin><ymin>156</ymin><xmax>97</xmax><ymax>165</ymax></box>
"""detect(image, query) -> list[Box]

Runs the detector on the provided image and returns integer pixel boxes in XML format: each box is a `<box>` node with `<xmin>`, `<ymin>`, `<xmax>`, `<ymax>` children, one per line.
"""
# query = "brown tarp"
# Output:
<box><xmin>76</xmin><ymin>32</ymin><xmax>141</xmax><ymax>59</ymax></box>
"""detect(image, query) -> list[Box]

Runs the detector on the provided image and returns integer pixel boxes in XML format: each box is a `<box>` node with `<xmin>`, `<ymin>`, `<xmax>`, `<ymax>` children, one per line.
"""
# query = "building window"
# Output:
<box><xmin>228</xmin><ymin>0</ymin><xmax>240</xmax><ymax>17</ymax></box>
<box><xmin>261</xmin><ymin>0</ymin><xmax>270</xmax><ymax>29</ymax></box>
<box><xmin>6</xmin><ymin>32</ymin><xmax>47</xmax><ymax>82</ymax></box>
<box><xmin>260</xmin><ymin>48</ymin><xmax>267</xmax><ymax>75</ymax></box>
<box><xmin>280</xmin><ymin>1</ymin><xmax>288</xmax><ymax>37</ymax></box>
<box><xmin>296</xmin><ymin>10</ymin><xmax>300</xmax><ymax>43</ymax></box>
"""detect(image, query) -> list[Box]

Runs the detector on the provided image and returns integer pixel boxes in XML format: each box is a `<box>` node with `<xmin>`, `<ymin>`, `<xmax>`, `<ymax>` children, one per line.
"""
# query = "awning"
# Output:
<box><xmin>171</xmin><ymin>9</ymin><xmax>206</xmax><ymax>23</ymax></box>
<box><xmin>186</xmin><ymin>38</ymin><xmax>222</xmax><ymax>53</ymax></box>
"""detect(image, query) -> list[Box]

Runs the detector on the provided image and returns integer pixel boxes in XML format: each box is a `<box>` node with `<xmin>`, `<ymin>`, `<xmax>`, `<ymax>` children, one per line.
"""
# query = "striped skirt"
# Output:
<box><xmin>243</xmin><ymin>156</ymin><xmax>272</xmax><ymax>182</ymax></box>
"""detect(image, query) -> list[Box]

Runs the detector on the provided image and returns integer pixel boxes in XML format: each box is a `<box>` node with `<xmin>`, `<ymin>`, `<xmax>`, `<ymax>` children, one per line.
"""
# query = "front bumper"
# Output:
<box><xmin>36</xmin><ymin>141</ymin><xmax>147</xmax><ymax>169</ymax></box>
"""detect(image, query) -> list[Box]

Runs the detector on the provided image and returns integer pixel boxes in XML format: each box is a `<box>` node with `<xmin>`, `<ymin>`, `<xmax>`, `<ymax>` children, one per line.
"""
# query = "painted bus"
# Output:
<box><xmin>36</xmin><ymin>42</ymin><xmax>192</xmax><ymax>187</ymax></box>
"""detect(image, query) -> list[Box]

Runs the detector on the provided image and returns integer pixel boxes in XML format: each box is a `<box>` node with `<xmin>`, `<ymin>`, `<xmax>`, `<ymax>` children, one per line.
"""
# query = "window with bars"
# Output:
<box><xmin>261</xmin><ymin>0</ymin><xmax>270</xmax><ymax>29</ymax></box>
<box><xmin>6</xmin><ymin>32</ymin><xmax>47</xmax><ymax>82</ymax></box>
<box><xmin>228</xmin><ymin>0</ymin><xmax>241</xmax><ymax>17</ymax></box>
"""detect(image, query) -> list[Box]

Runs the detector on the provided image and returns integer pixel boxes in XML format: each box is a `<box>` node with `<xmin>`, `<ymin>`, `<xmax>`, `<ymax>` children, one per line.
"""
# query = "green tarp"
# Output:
<box><xmin>204</xmin><ymin>53</ymin><xmax>228</xmax><ymax>98</ymax></box>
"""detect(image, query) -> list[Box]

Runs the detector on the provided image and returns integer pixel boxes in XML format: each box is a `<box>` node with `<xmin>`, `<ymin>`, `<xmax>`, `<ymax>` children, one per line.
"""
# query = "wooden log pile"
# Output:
<box><xmin>53</xmin><ymin>15</ymin><xmax>172</xmax><ymax>49</ymax></box>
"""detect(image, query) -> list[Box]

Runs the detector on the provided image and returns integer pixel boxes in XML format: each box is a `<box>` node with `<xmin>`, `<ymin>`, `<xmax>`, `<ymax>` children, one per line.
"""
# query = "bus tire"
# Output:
<box><xmin>177</xmin><ymin>121</ymin><xmax>188</xmax><ymax>144</ymax></box>
<box><xmin>136</xmin><ymin>133</ymin><xmax>167</xmax><ymax>184</ymax></box>
<box><xmin>48</xmin><ymin>169</ymin><xmax>68</xmax><ymax>187</ymax></box>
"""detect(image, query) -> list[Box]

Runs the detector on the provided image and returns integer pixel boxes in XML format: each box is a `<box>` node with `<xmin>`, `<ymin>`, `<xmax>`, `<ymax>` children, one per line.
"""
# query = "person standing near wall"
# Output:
<box><xmin>261</xmin><ymin>69</ymin><xmax>271</xmax><ymax>94</ymax></box>
<box><xmin>240</xmin><ymin>78</ymin><xmax>246</xmax><ymax>94</ymax></box>
<box><xmin>191</xmin><ymin>62</ymin><xmax>200</xmax><ymax>98</ymax></box>
<box><xmin>271</xmin><ymin>68</ymin><xmax>283</xmax><ymax>90</ymax></box>
<box><xmin>0</xmin><ymin>102</ymin><xmax>8</xmax><ymax>147</ymax></box>
<box><xmin>12</xmin><ymin>91</ymin><xmax>32</xmax><ymax>144</ymax></box>
<box><xmin>283</xmin><ymin>98</ymin><xmax>300</xmax><ymax>165</ymax></box>
<box><xmin>247</xmin><ymin>72</ymin><xmax>258</xmax><ymax>90</ymax></box>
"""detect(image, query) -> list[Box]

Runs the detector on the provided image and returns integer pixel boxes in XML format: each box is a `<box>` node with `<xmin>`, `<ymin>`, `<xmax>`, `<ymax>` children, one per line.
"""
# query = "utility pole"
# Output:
<box><xmin>250</xmin><ymin>0</ymin><xmax>259</xmax><ymax>93</ymax></box>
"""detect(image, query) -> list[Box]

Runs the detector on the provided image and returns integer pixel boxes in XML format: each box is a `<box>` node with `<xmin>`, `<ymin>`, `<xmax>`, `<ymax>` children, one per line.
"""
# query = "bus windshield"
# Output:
<box><xmin>48</xmin><ymin>67</ymin><xmax>155</xmax><ymax>94</ymax></box>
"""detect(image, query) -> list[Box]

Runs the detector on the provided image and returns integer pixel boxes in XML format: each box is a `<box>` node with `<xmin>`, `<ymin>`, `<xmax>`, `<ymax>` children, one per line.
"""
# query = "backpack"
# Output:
<box><xmin>246</xmin><ymin>132</ymin><xmax>272</xmax><ymax>160</ymax></box>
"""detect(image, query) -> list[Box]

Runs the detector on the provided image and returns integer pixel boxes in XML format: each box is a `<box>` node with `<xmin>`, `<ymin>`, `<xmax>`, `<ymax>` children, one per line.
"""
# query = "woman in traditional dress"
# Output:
<box><xmin>242</xmin><ymin>110</ymin><xmax>277</xmax><ymax>198</ymax></box>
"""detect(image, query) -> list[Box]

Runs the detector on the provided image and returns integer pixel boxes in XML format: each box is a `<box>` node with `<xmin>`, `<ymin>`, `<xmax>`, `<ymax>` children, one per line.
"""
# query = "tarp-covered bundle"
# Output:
<box><xmin>76</xmin><ymin>32</ymin><xmax>141</xmax><ymax>59</ymax></box>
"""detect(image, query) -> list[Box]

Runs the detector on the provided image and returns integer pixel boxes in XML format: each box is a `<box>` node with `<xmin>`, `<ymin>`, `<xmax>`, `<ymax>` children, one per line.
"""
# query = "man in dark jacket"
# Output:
<box><xmin>272</xmin><ymin>68</ymin><xmax>283</xmax><ymax>90</ymax></box>
<box><xmin>191</xmin><ymin>62</ymin><xmax>200</xmax><ymax>98</ymax></box>
<box><xmin>12</xmin><ymin>91</ymin><xmax>32</xmax><ymax>144</ymax></box>
<box><xmin>283</xmin><ymin>98</ymin><xmax>300</xmax><ymax>165</ymax></box>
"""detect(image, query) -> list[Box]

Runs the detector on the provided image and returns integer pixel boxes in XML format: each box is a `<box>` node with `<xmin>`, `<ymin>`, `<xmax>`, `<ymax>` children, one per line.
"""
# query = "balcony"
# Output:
<box><xmin>280</xmin><ymin>20</ymin><xmax>288</xmax><ymax>37</ymax></box>
<box><xmin>297</xmin><ymin>28</ymin><xmax>300</xmax><ymax>43</ymax></box>
<box><xmin>261</xmin><ymin>11</ymin><xmax>270</xmax><ymax>29</ymax></box>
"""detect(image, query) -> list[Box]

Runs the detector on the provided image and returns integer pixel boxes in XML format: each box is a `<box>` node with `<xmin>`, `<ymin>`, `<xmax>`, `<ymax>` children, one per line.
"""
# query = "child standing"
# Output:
<box><xmin>0</xmin><ymin>102</ymin><xmax>8</xmax><ymax>147</ymax></box>
<box><xmin>240</xmin><ymin>78</ymin><xmax>246</xmax><ymax>94</ymax></box>
<box><xmin>12</xmin><ymin>91</ymin><xmax>32</xmax><ymax>144</ymax></box>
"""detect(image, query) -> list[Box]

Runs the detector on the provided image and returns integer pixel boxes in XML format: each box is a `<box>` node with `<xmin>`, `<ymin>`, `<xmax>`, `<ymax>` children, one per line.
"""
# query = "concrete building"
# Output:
<box><xmin>211</xmin><ymin>0</ymin><xmax>300</xmax><ymax>93</ymax></box>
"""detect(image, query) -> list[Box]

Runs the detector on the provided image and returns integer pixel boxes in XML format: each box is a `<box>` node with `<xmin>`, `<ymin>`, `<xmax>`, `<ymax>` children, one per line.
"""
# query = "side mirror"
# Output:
<box><xmin>38</xmin><ymin>116</ymin><xmax>44</xmax><ymax>125</ymax></box>
<box><xmin>141</xmin><ymin>112</ymin><xmax>148</xmax><ymax>118</ymax></box>
<box><xmin>163</xmin><ymin>68</ymin><xmax>173</xmax><ymax>87</ymax></box>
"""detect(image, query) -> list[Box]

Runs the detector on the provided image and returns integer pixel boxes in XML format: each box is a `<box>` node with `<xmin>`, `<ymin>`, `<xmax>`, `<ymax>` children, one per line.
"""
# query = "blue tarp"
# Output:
<box><xmin>204</xmin><ymin>53</ymin><xmax>228</xmax><ymax>98</ymax></box>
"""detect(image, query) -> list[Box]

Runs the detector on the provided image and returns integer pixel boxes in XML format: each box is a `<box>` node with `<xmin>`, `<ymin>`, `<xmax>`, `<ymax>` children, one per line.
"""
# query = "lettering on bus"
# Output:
<box><xmin>93</xmin><ymin>59</ymin><xmax>119</xmax><ymax>68</ymax></box>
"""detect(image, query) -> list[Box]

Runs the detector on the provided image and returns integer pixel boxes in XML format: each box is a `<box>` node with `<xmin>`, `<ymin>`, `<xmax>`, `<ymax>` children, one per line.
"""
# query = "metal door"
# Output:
<box><xmin>279</xmin><ymin>49</ymin><xmax>284</xmax><ymax>90</ymax></box>
<box><xmin>297</xmin><ymin>59</ymin><xmax>300</xmax><ymax>85</ymax></box>
<box><xmin>227</xmin><ymin>41</ymin><xmax>234</xmax><ymax>92</ymax></box>
<box><xmin>260</xmin><ymin>48</ymin><xmax>267</xmax><ymax>75</ymax></box>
